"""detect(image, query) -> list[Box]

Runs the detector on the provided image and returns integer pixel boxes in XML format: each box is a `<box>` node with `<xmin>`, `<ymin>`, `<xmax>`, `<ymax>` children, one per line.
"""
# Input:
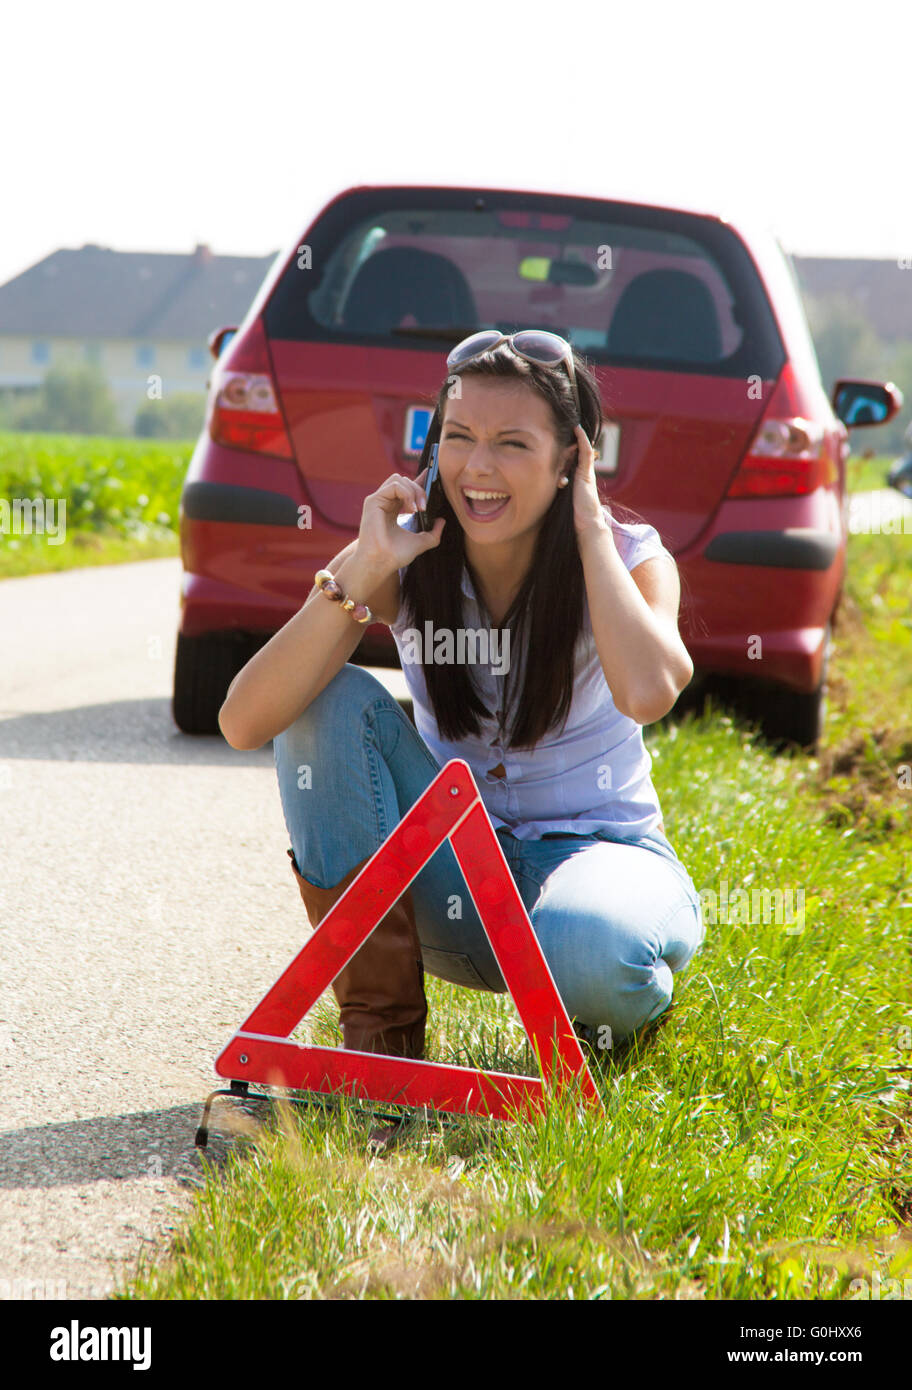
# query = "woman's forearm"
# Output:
<box><xmin>217</xmin><ymin>548</ymin><xmax>394</xmax><ymax>750</ymax></box>
<box><xmin>577</xmin><ymin>523</ymin><xmax>693</xmax><ymax>724</ymax></box>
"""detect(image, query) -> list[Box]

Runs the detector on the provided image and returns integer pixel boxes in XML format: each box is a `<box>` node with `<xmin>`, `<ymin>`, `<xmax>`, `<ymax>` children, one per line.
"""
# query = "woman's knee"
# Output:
<box><xmin>660</xmin><ymin>895</ymin><xmax>705</xmax><ymax>971</ymax></box>
<box><xmin>533</xmin><ymin>898</ymin><xmax>695</xmax><ymax>1040</ymax></box>
<box><xmin>274</xmin><ymin>664</ymin><xmax>397</xmax><ymax>761</ymax></box>
<box><xmin>570</xmin><ymin>939</ymin><xmax>674</xmax><ymax>1041</ymax></box>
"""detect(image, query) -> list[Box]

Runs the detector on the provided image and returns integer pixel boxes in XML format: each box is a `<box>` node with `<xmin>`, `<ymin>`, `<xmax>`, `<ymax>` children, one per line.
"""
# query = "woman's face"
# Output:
<box><xmin>437</xmin><ymin>377</ymin><xmax>575</xmax><ymax>554</ymax></box>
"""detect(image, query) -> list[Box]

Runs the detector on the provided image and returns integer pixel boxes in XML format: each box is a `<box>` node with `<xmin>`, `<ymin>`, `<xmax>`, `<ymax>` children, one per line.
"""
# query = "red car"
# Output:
<box><xmin>173</xmin><ymin>183</ymin><xmax>902</xmax><ymax>748</ymax></box>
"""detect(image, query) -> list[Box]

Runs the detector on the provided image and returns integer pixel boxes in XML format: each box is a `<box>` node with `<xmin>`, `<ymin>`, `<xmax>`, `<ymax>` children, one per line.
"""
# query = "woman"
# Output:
<box><xmin>218</xmin><ymin>330</ymin><xmax>705</xmax><ymax>1066</ymax></box>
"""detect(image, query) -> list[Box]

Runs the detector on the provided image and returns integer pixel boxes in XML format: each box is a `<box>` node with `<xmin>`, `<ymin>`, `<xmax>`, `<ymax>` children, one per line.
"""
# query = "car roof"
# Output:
<box><xmin>331</xmin><ymin>179</ymin><xmax>780</xmax><ymax>246</ymax></box>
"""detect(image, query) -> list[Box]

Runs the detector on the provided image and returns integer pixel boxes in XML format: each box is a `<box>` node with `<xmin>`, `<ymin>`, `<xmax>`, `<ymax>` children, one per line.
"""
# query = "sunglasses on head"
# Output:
<box><xmin>446</xmin><ymin>329</ymin><xmax>581</xmax><ymax>422</ymax></box>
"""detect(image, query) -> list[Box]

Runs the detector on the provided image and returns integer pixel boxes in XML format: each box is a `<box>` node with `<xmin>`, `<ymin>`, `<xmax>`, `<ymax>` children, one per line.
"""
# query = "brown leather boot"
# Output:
<box><xmin>286</xmin><ymin>849</ymin><xmax>427</xmax><ymax>1059</ymax></box>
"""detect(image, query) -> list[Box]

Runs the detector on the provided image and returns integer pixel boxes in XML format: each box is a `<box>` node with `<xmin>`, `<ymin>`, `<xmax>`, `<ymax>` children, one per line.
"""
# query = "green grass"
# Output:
<box><xmin>115</xmin><ymin>526</ymin><xmax>912</xmax><ymax>1302</ymax></box>
<box><xmin>0</xmin><ymin>527</ymin><xmax>179</xmax><ymax>579</ymax></box>
<box><xmin>846</xmin><ymin>453</ymin><xmax>901</xmax><ymax>494</ymax></box>
<box><xmin>0</xmin><ymin>428</ymin><xmax>189</xmax><ymax>577</ymax></box>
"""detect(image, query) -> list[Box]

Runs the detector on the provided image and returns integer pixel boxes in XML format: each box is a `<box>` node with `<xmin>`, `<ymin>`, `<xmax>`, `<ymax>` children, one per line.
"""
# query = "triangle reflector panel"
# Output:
<box><xmin>214</xmin><ymin>759</ymin><xmax>602</xmax><ymax>1122</ymax></box>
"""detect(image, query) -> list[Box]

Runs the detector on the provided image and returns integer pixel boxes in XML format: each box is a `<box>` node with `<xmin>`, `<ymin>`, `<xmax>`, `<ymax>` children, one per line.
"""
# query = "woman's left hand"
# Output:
<box><xmin>571</xmin><ymin>424</ymin><xmax>610</xmax><ymax>537</ymax></box>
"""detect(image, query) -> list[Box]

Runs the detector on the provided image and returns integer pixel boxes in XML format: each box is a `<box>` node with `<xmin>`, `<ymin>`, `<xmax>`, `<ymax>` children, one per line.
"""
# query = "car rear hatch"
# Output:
<box><xmin>262</xmin><ymin>187</ymin><xmax>786</xmax><ymax>551</ymax></box>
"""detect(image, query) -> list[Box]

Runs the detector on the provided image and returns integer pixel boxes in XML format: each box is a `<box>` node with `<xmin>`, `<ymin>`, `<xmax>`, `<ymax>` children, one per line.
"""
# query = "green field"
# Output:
<box><xmin>0</xmin><ymin>430</ymin><xmax>188</xmax><ymax>578</ymax></box>
<box><xmin>4</xmin><ymin>429</ymin><xmax>909</xmax><ymax>1300</ymax></box>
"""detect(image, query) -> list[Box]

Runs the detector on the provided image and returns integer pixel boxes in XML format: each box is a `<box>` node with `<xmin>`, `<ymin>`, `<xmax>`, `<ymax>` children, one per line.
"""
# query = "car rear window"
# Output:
<box><xmin>264</xmin><ymin>188</ymin><xmax>784</xmax><ymax>379</ymax></box>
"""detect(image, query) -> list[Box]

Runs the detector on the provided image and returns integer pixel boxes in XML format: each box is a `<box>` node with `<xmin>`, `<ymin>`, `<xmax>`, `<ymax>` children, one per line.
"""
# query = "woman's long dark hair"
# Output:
<box><xmin>400</xmin><ymin>342</ymin><xmax>647</xmax><ymax>750</ymax></box>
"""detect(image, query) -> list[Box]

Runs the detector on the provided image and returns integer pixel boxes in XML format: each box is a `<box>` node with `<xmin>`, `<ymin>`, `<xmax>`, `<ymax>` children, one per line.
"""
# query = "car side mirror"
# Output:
<box><xmin>208</xmin><ymin>326</ymin><xmax>238</xmax><ymax>361</ymax></box>
<box><xmin>832</xmin><ymin>379</ymin><xmax>903</xmax><ymax>427</ymax></box>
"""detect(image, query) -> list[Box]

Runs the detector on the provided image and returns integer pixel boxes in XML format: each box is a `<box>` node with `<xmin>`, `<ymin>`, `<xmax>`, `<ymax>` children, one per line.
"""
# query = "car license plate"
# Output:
<box><xmin>596</xmin><ymin>421</ymin><xmax>619</xmax><ymax>475</ymax></box>
<box><xmin>403</xmin><ymin>406</ymin><xmax>433</xmax><ymax>456</ymax></box>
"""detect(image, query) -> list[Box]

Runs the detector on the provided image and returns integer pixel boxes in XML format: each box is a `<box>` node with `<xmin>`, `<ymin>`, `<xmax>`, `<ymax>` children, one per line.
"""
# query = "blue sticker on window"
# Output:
<box><xmin>404</xmin><ymin>406</ymin><xmax>433</xmax><ymax>455</ymax></box>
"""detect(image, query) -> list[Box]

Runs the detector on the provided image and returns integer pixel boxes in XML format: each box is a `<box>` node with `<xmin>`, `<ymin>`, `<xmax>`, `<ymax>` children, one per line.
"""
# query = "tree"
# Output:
<box><xmin>803</xmin><ymin>292</ymin><xmax>887</xmax><ymax>387</ymax></box>
<box><xmin>15</xmin><ymin>363</ymin><xmax>120</xmax><ymax>435</ymax></box>
<box><xmin>133</xmin><ymin>393</ymin><xmax>206</xmax><ymax>440</ymax></box>
<box><xmin>803</xmin><ymin>294</ymin><xmax>910</xmax><ymax>454</ymax></box>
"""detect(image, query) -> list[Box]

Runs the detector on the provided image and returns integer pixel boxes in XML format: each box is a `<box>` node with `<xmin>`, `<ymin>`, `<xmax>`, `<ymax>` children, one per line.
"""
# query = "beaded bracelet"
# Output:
<box><xmin>314</xmin><ymin>568</ymin><xmax>373</xmax><ymax>624</ymax></box>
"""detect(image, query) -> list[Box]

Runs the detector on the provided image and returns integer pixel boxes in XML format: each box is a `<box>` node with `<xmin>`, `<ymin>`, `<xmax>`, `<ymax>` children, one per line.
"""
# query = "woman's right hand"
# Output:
<box><xmin>356</xmin><ymin>467</ymin><xmax>446</xmax><ymax>574</ymax></box>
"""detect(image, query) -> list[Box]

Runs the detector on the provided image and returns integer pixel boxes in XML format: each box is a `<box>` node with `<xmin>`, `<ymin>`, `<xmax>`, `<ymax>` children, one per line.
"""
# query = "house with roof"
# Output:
<box><xmin>0</xmin><ymin>242</ymin><xmax>278</xmax><ymax>429</ymax></box>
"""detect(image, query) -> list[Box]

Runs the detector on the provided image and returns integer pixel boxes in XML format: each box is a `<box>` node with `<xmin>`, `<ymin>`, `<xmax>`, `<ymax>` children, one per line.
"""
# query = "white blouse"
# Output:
<box><xmin>389</xmin><ymin>506</ymin><xmax>671</xmax><ymax>840</ymax></box>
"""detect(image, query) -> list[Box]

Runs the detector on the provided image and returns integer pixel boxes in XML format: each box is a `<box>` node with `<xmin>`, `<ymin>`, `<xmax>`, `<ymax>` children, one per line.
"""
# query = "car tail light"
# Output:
<box><xmin>206</xmin><ymin>319</ymin><xmax>293</xmax><ymax>458</ymax></box>
<box><xmin>725</xmin><ymin>416</ymin><xmax>836</xmax><ymax>497</ymax></box>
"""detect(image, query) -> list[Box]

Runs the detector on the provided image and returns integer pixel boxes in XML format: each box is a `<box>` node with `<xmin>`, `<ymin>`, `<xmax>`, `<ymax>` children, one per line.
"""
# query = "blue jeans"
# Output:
<box><xmin>273</xmin><ymin>664</ymin><xmax>705</xmax><ymax>1042</ymax></box>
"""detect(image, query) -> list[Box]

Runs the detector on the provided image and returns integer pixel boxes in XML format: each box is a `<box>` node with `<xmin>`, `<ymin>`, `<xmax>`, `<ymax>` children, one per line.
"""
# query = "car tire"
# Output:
<box><xmin>752</xmin><ymin>623</ymin><xmax>832</xmax><ymax>753</ymax></box>
<box><xmin>172</xmin><ymin>630</ymin><xmax>262</xmax><ymax>736</ymax></box>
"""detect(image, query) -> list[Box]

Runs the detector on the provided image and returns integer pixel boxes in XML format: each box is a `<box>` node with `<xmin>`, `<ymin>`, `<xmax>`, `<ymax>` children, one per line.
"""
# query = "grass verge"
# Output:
<box><xmin>115</xmin><ymin>526</ymin><xmax>912</xmax><ymax>1300</ymax></box>
<box><xmin>0</xmin><ymin>428</ymin><xmax>188</xmax><ymax>578</ymax></box>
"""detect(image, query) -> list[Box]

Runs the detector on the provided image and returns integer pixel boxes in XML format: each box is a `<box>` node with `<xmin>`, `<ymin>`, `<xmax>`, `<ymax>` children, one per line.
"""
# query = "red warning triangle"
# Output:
<box><xmin>215</xmin><ymin>759</ymin><xmax>602</xmax><ymax>1121</ymax></box>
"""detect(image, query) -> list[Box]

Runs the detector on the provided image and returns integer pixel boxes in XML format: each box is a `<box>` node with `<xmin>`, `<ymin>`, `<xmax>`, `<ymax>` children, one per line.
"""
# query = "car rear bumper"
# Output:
<box><xmin>701</xmin><ymin>527</ymin><xmax>839</xmax><ymax>569</ymax></box>
<box><xmin>676</xmin><ymin>516</ymin><xmax>843</xmax><ymax>690</ymax></box>
<box><xmin>179</xmin><ymin>471</ymin><xmax>845</xmax><ymax>692</ymax></box>
<box><xmin>181</xmin><ymin>480</ymin><xmax>301</xmax><ymax>527</ymax></box>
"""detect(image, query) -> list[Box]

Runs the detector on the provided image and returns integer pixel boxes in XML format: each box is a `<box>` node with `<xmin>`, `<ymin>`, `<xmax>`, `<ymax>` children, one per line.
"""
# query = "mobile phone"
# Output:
<box><xmin>416</xmin><ymin>442</ymin><xmax>440</xmax><ymax>532</ymax></box>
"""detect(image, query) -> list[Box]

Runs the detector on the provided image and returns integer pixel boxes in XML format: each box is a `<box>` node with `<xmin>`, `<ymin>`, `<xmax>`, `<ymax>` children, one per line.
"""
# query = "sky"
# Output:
<box><xmin>3</xmin><ymin>0</ymin><xmax>911</xmax><ymax>288</ymax></box>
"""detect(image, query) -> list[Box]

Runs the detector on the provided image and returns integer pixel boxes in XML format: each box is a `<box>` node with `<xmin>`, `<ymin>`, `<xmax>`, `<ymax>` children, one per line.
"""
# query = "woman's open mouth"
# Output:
<box><xmin>462</xmin><ymin>488</ymin><xmax>511</xmax><ymax>522</ymax></box>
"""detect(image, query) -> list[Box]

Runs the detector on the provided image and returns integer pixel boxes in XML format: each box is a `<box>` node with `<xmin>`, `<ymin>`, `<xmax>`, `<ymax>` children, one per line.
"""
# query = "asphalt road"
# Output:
<box><xmin>0</xmin><ymin>557</ymin><xmax>407</xmax><ymax>1300</ymax></box>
